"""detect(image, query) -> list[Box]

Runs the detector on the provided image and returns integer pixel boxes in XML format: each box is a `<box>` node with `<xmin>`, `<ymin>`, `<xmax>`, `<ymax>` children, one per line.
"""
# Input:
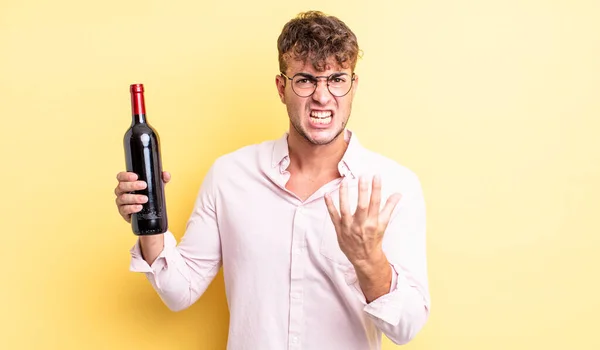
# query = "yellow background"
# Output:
<box><xmin>1</xmin><ymin>0</ymin><xmax>598</xmax><ymax>349</ymax></box>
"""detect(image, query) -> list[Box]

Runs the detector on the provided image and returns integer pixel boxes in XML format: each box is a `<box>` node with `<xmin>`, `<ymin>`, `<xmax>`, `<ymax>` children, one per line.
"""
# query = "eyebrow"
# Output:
<box><xmin>295</xmin><ymin>72</ymin><xmax>349</xmax><ymax>77</ymax></box>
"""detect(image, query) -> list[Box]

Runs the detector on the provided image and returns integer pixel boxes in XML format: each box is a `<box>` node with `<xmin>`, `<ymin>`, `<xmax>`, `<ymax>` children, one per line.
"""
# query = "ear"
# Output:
<box><xmin>350</xmin><ymin>73</ymin><xmax>359</xmax><ymax>98</ymax></box>
<box><xmin>275</xmin><ymin>74</ymin><xmax>286</xmax><ymax>104</ymax></box>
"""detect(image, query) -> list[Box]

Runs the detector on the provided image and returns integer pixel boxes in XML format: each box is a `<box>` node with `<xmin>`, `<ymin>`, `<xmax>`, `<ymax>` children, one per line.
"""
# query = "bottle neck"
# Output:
<box><xmin>132</xmin><ymin>113</ymin><xmax>146</xmax><ymax>125</ymax></box>
<box><xmin>131</xmin><ymin>88</ymin><xmax>147</xmax><ymax>125</ymax></box>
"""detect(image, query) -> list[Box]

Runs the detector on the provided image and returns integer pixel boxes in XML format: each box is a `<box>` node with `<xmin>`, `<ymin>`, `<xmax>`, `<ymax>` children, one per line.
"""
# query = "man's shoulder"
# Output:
<box><xmin>209</xmin><ymin>138</ymin><xmax>278</xmax><ymax>172</ymax></box>
<box><xmin>362</xmin><ymin>148</ymin><xmax>419</xmax><ymax>180</ymax></box>
<box><xmin>358</xmin><ymin>147</ymin><xmax>423</xmax><ymax>194</ymax></box>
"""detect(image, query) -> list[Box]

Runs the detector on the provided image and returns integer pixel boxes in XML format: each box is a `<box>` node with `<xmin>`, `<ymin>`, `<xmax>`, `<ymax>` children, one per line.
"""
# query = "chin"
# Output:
<box><xmin>303</xmin><ymin>128</ymin><xmax>344</xmax><ymax>146</ymax></box>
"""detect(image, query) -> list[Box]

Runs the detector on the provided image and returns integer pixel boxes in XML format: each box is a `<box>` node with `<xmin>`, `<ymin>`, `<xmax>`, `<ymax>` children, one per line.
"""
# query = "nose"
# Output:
<box><xmin>311</xmin><ymin>80</ymin><xmax>332</xmax><ymax>105</ymax></box>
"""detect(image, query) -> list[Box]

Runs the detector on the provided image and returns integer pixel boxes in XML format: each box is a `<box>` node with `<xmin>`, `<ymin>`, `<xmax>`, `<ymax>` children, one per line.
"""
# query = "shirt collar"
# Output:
<box><xmin>271</xmin><ymin>129</ymin><xmax>364</xmax><ymax>179</ymax></box>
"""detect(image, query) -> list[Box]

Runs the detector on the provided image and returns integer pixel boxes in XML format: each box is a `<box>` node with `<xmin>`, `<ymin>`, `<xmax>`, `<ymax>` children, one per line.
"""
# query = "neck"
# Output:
<box><xmin>287</xmin><ymin>129</ymin><xmax>348</xmax><ymax>176</ymax></box>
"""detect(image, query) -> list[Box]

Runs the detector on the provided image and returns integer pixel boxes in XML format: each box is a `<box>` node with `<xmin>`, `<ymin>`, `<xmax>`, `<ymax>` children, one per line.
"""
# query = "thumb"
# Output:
<box><xmin>162</xmin><ymin>171</ymin><xmax>171</xmax><ymax>184</ymax></box>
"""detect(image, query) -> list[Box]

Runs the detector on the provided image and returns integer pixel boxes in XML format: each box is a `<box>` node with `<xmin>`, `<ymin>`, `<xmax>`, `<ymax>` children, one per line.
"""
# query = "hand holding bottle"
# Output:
<box><xmin>114</xmin><ymin>171</ymin><xmax>171</xmax><ymax>223</ymax></box>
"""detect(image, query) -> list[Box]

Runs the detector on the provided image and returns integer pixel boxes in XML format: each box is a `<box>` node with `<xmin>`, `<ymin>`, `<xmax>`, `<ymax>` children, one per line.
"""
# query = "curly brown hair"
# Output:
<box><xmin>277</xmin><ymin>11</ymin><xmax>361</xmax><ymax>74</ymax></box>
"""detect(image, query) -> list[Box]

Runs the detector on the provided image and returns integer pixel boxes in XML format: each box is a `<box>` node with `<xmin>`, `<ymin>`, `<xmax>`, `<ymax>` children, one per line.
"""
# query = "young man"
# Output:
<box><xmin>114</xmin><ymin>11</ymin><xmax>430</xmax><ymax>350</ymax></box>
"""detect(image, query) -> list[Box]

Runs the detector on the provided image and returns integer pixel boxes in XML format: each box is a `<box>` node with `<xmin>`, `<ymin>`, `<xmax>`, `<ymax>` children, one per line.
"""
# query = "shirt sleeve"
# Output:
<box><xmin>128</xmin><ymin>162</ymin><xmax>223</xmax><ymax>312</ymax></box>
<box><xmin>352</xmin><ymin>171</ymin><xmax>431</xmax><ymax>345</ymax></box>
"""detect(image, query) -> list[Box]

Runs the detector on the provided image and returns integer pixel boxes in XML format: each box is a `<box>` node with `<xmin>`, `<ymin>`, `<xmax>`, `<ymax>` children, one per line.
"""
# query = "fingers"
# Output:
<box><xmin>115</xmin><ymin>170</ymin><xmax>171</xmax><ymax>223</ymax></box>
<box><xmin>355</xmin><ymin>176</ymin><xmax>370</xmax><ymax>222</ymax></box>
<box><xmin>118</xmin><ymin>204</ymin><xmax>143</xmax><ymax>223</ymax></box>
<box><xmin>368</xmin><ymin>174</ymin><xmax>382</xmax><ymax>219</ymax></box>
<box><xmin>379</xmin><ymin>193</ymin><xmax>402</xmax><ymax>227</ymax></box>
<box><xmin>115</xmin><ymin>193</ymin><xmax>148</xmax><ymax>206</ymax></box>
<box><xmin>334</xmin><ymin>174</ymin><xmax>400</xmax><ymax>229</ymax></box>
<box><xmin>117</xmin><ymin>171</ymin><xmax>171</xmax><ymax>184</ymax></box>
<box><xmin>115</xmin><ymin>171</ymin><xmax>145</xmax><ymax>223</ymax></box>
<box><xmin>115</xmin><ymin>170</ymin><xmax>171</xmax><ymax>196</ymax></box>
<box><xmin>114</xmin><ymin>177</ymin><xmax>147</xmax><ymax>196</ymax></box>
<box><xmin>116</xmin><ymin>171</ymin><xmax>137</xmax><ymax>182</ymax></box>
<box><xmin>324</xmin><ymin>192</ymin><xmax>341</xmax><ymax>230</ymax></box>
<box><xmin>338</xmin><ymin>179</ymin><xmax>351</xmax><ymax>226</ymax></box>
<box><xmin>116</xmin><ymin>192</ymin><xmax>148</xmax><ymax>221</ymax></box>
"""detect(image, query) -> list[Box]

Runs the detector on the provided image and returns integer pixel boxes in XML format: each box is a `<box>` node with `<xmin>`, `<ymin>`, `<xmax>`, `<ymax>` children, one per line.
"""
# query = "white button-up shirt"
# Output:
<box><xmin>130</xmin><ymin>130</ymin><xmax>430</xmax><ymax>349</ymax></box>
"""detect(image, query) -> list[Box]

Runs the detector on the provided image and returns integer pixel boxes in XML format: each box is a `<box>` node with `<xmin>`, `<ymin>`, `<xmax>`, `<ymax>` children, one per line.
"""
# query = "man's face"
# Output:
<box><xmin>276</xmin><ymin>57</ymin><xmax>359</xmax><ymax>146</ymax></box>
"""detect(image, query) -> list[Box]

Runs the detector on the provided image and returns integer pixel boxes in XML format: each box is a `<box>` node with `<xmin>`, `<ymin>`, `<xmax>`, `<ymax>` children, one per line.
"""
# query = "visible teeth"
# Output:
<box><xmin>310</xmin><ymin>116</ymin><xmax>332</xmax><ymax>124</ymax></box>
<box><xmin>310</xmin><ymin>110</ymin><xmax>332</xmax><ymax>118</ymax></box>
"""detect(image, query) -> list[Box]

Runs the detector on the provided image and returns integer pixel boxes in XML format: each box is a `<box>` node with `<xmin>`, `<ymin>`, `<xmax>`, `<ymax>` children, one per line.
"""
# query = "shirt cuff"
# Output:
<box><xmin>129</xmin><ymin>230</ymin><xmax>177</xmax><ymax>276</ymax></box>
<box><xmin>358</xmin><ymin>263</ymin><xmax>405</xmax><ymax>326</ymax></box>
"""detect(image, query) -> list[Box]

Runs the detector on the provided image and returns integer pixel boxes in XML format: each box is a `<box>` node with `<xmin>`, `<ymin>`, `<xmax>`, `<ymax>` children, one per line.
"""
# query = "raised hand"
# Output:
<box><xmin>324</xmin><ymin>174</ymin><xmax>402</xmax><ymax>266</ymax></box>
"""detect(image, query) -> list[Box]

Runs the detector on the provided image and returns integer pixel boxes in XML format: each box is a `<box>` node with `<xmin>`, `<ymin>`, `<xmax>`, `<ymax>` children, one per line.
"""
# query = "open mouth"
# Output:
<box><xmin>309</xmin><ymin>110</ymin><xmax>333</xmax><ymax>125</ymax></box>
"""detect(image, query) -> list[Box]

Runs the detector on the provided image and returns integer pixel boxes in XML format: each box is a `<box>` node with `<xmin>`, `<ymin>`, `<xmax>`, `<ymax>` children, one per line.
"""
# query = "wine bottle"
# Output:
<box><xmin>123</xmin><ymin>83</ymin><xmax>168</xmax><ymax>235</ymax></box>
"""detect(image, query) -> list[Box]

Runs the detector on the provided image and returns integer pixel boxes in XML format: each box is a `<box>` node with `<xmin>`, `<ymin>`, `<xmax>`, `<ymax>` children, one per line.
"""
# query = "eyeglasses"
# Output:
<box><xmin>280</xmin><ymin>72</ymin><xmax>356</xmax><ymax>98</ymax></box>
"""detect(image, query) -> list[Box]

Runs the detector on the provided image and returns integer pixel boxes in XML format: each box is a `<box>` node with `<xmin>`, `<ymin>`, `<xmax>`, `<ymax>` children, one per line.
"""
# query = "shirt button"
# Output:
<box><xmin>292</xmin><ymin>337</ymin><xmax>298</xmax><ymax>344</ymax></box>
<box><xmin>295</xmin><ymin>248</ymin><xmax>302</xmax><ymax>255</ymax></box>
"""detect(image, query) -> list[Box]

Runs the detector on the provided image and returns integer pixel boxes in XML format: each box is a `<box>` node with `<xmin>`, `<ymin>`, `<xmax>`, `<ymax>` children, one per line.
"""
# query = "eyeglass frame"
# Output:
<box><xmin>279</xmin><ymin>71</ymin><xmax>356</xmax><ymax>98</ymax></box>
